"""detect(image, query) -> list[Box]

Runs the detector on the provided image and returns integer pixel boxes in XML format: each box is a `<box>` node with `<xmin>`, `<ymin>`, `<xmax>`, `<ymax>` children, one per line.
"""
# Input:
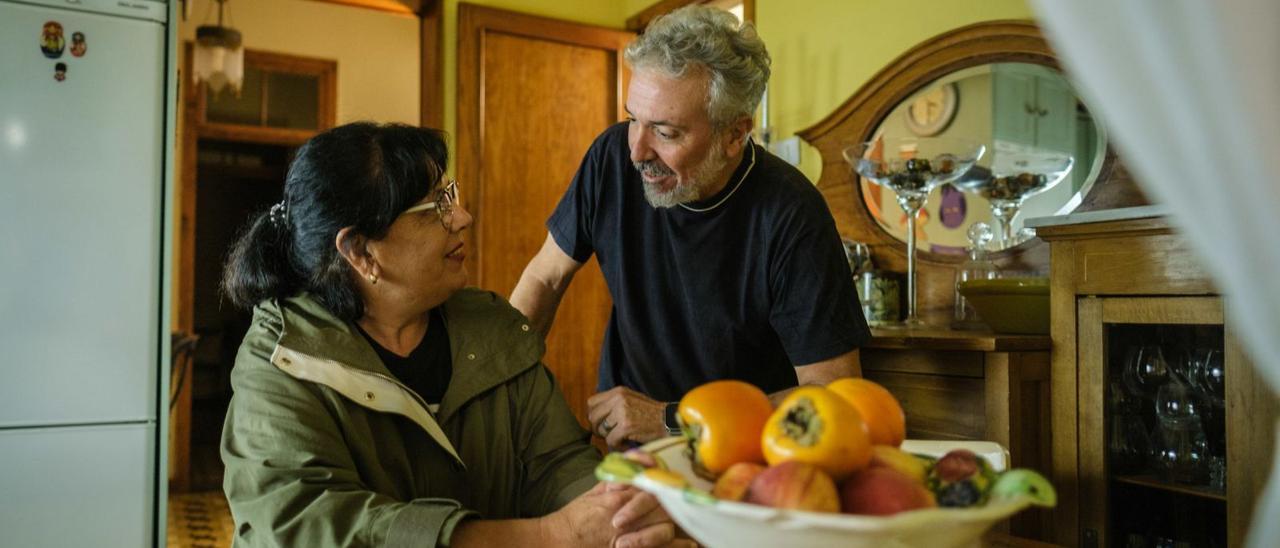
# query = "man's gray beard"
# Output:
<box><xmin>641</xmin><ymin>173</ymin><xmax>701</xmax><ymax>208</ymax></box>
<box><xmin>637</xmin><ymin>144</ymin><xmax>730</xmax><ymax>209</ymax></box>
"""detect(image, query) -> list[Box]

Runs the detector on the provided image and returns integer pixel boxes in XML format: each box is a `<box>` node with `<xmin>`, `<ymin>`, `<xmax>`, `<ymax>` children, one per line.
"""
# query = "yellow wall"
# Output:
<box><xmin>178</xmin><ymin>0</ymin><xmax>1035</xmax><ymax>180</ymax></box>
<box><xmin>755</xmin><ymin>0</ymin><xmax>1035</xmax><ymax>181</ymax></box>
<box><xmin>181</xmin><ymin>0</ymin><xmax>421</xmax><ymax>124</ymax></box>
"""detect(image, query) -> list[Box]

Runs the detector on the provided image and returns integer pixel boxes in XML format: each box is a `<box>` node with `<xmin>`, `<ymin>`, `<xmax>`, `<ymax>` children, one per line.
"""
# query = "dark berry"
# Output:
<box><xmin>905</xmin><ymin>158</ymin><xmax>932</xmax><ymax>174</ymax></box>
<box><xmin>937</xmin><ymin>481</ymin><xmax>981</xmax><ymax>508</ymax></box>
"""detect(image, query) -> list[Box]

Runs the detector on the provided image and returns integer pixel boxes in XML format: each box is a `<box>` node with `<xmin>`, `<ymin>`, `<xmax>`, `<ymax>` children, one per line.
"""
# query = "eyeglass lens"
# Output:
<box><xmin>437</xmin><ymin>180</ymin><xmax>457</xmax><ymax>230</ymax></box>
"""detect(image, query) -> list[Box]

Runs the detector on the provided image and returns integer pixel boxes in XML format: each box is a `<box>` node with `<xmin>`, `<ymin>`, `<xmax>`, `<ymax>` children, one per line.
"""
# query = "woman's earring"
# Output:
<box><xmin>368</xmin><ymin>273</ymin><xmax>378</xmax><ymax>285</ymax></box>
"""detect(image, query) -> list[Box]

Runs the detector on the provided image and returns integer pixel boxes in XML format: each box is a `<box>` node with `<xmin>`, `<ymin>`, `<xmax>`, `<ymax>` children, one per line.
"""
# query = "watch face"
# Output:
<box><xmin>664</xmin><ymin>402</ymin><xmax>680</xmax><ymax>431</ymax></box>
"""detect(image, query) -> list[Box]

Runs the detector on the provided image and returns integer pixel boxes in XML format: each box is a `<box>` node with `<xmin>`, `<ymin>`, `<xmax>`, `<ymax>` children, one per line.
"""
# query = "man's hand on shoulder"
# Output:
<box><xmin>587</xmin><ymin>387</ymin><xmax>667</xmax><ymax>450</ymax></box>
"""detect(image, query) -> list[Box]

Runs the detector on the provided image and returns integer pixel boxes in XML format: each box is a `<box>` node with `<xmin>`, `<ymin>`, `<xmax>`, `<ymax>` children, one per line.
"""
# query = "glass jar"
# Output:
<box><xmin>952</xmin><ymin>222</ymin><xmax>998</xmax><ymax>329</ymax></box>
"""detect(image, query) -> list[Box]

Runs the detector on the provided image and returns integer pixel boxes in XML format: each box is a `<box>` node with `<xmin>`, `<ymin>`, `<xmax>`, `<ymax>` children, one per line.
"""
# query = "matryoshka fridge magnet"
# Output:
<box><xmin>41</xmin><ymin>21</ymin><xmax>65</xmax><ymax>59</ymax></box>
<box><xmin>71</xmin><ymin>32</ymin><xmax>87</xmax><ymax>57</ymax></box>
<box><xmin>54</xmin><ymin>62</ymin><xmax>67</xmax><ymax>82</ymax></box>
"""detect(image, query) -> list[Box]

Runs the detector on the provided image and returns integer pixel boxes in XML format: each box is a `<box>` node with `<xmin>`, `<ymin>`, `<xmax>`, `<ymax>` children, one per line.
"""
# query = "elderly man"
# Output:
<box><xmin>511</xmin><ymin>6</ymin><xmax>869</xmax><ymax>450</ymax></box>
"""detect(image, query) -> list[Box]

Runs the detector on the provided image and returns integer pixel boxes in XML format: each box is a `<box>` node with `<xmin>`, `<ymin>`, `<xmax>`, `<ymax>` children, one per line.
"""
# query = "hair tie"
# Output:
<box><xmin>268</xmin><ymin>200</ymin><xmax>289</xmax><ymax>228</ymax></box>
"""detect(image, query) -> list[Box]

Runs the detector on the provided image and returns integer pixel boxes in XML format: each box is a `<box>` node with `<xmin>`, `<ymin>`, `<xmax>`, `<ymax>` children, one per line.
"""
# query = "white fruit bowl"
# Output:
<box><xmin>598</xmin><ymin>437</ymin><xmax>1051</xmax><ymax>548</ymax></box>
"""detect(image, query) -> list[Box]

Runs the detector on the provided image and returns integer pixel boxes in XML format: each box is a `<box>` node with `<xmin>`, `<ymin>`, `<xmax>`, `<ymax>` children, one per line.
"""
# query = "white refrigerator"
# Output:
<box><xmin>0</xmin><ymin>0</ymin><xmax>175</xmax><ymax>545</ymax></box>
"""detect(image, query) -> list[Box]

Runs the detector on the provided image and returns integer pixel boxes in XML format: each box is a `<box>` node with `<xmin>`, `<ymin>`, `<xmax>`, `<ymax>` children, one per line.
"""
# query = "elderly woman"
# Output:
<box><xmin>220</xmin><ymin>122</ymin><xmax>686</xmax><ymax>548</ymax></box>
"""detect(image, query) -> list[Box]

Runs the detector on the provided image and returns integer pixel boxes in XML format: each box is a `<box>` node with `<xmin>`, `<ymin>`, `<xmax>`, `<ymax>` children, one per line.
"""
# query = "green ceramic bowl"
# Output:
<box><xmin>957</xmin><ymin>278</ymin><xmax>1050</xmax><ymax>334</ymax></box>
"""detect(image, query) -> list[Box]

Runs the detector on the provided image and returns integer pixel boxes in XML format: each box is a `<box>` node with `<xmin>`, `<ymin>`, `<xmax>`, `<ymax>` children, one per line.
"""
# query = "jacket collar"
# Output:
<box><xmin>263</xmin><ymin>290</ymin><xmax>546</xmax><ymax>462</ymax></box>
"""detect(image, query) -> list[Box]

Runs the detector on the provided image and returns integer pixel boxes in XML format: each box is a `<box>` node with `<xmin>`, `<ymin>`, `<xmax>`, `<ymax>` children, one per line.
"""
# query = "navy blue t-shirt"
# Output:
<box><xmin>547</xmin><ymin>122</ymin><xmax>869</xmax><ymax>402</ymax></box>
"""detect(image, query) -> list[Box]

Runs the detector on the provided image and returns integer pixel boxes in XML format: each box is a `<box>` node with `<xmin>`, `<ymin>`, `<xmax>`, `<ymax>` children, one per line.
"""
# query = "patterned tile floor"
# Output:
<box><xmin>167</xmin><ymin>491</ymin><xmax>234</xmax><ymax>548</ymax></box>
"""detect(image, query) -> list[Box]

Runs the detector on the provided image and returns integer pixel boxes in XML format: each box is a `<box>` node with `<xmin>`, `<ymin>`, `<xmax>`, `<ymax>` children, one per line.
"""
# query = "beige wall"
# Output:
<box><xmin>181</xmin><ymin>0</ymin><xmax>420</xmax><ymax>124</ymax></box>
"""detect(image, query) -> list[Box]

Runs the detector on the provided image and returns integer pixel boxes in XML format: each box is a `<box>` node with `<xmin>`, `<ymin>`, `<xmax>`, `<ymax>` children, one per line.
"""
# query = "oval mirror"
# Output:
<box><xmin>859</xmin><ymin>62</ymin><xmax>1107</xmax><ymax>254</ymax></box>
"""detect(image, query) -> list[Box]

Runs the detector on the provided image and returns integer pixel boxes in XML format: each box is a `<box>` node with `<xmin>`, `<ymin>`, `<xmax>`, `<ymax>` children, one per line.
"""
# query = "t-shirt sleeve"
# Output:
<box><xmin>767</xmin><ymin>206</ymin><xmax>871</xmax><ymax>365</ymax></box>
<box><xmin>546</xmin><ymin>134</ymin><xmax>608</xmax><ymax>263</ymax></box>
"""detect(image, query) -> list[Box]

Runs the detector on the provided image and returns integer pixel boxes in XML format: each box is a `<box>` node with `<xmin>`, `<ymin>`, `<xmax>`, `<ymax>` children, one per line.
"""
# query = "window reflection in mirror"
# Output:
<box><xmin>860</xmin><ymin>62</ymin><xmax>1106</xmax><ymax>254</ymax></box>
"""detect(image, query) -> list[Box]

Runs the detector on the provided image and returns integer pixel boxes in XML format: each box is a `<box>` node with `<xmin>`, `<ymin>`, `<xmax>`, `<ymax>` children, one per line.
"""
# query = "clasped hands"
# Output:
<box><xmin>549</xmin><ymin>481</ymin><xmax>694</xmax><ymax>548</ymax></box>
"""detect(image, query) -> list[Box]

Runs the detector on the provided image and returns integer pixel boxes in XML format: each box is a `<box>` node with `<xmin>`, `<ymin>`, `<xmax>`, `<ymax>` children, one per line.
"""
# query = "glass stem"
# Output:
<box><xmin>905</xmin><ymin>209</ymin><xmax>919</xmax><ymax>323</ymax></box>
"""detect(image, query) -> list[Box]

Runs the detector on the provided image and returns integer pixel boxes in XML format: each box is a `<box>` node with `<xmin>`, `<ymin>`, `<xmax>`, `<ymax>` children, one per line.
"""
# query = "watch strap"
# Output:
<box><xmin>663</xmin><ymin>401</ymin><xmax>681</xmax><ymax>436</ymax></box>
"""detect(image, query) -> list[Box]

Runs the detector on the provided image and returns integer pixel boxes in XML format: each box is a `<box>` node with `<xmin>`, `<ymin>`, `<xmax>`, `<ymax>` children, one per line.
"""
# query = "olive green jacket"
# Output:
<box><xmin>221</xmin><ymin>289</ymin><xmax>600</xmax><ymax>547</ymax></box>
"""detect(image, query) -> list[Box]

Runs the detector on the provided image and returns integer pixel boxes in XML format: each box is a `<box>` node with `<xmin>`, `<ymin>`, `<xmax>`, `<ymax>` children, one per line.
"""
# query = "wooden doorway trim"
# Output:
<box><xmin>305</xmin><ymin>0</ymin><xmax>418</xmax><ymax>16</ymax></box>
<box><xmin>172</xmin><ymin>45</ymin><xmax>335</xmax><ymax>492</ymax></box>
<box><xmin>419</xmin><ymin>0</ymin><xmax>443</xmax><ymax>129</ymax></box>
<box><xmin>626</xmin><ymin>0</ymin><xmax>755</xmax><ymax>32</ymax></box>
<box><xmin>177</xmin><ymin>45</ymin><xmax>336</xmax><ymax>333</ymax></box>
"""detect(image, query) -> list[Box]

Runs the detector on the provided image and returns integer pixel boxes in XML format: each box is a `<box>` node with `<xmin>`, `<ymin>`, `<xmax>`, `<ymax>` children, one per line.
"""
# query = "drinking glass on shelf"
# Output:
<box><xmin>1150</xmin><ymin>416</ymin><xmax>1209</xmax><ymax>484</ymax></box>
<box><xmin>1152</xmin><ymin>379</ymin><xmax>1209</xmax><ymax>484</ymax></box>
<box><xmin>1123</xmin><ymin>344</ymin><xmax>1170</xmax><ymax>399</ymax></box>
<box><xmin>1155</xmin><ymin>376</ymin><xmax>1204</xmax><ymax>422</ymax></box>
<box><xmin>1109</xmin><ymin>407</ymin><xmax>1151</xmax><ymax>474</ymax></box>
<box><xmin>843</xmin><ymin>137</ymin><xmax>985</xmax><ymax>327</ymax></box>
<box><xmin>1198</xmin><ymin>348</ymin><xmax>1225</xmax><ymax>405</ymax></box>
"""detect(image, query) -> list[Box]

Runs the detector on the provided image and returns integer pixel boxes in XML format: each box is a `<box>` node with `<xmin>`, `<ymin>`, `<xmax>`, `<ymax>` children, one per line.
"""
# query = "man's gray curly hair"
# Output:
<box><xmin>624</xmin><ymin>5</ymin><xmax>771</xmax><ymax>131</ymax></box>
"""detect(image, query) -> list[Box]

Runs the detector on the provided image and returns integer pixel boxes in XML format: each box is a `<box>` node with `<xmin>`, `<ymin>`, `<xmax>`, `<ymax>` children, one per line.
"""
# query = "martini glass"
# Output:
<box><xmin>843</xmin><ymin>137</ymin><xmax>985</xmax><ymax>327</ymax></box>
<box><xmin>952</xmin><ymin>150</ymin><xmax>1074</xmax><ymax>248</ymax></box>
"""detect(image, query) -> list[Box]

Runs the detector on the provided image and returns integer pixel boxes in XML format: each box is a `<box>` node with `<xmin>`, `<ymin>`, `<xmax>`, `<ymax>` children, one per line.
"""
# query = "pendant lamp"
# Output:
<box><xmin>193</xmin><ymin>0</ymin><xmax>243</xmax><ymax>96</ymax></box>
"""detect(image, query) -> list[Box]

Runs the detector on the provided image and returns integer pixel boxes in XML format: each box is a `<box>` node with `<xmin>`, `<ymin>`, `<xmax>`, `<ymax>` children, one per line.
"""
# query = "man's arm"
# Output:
<box><xmin>767</xmin><ymin>348</ymin><xmax>862</xmax><ymax>406</ymax></box>
<box><xmin>511</xmin><ymin>233</ymin><xmax>585</xmax><ymax>338</ymax></box>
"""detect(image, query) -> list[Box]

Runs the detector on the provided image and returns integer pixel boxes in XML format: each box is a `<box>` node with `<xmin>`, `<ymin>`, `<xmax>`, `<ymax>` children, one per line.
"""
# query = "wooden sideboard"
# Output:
<box><xmin>1037</xmin><ymin>213</ymin><xmax>1279</xmax><ymax>547</ymax></box>
<box><xmin>862</xmin><ymin>327</ymin><xmax>1052</xmax><ymax>537</ymax></box>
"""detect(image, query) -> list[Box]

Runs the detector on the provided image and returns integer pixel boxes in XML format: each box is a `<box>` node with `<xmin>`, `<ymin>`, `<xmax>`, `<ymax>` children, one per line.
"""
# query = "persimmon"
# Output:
<box><xmin>677</xmin><ymin>380</ymin><xmax>773</xmax><ymax>477</ymax></box>
<box><xmin>761</xmin><ymin>386</ymin><xmax>872</xmax><ymax>481</ymax></box>
<box><xmin>828</xmin><ymin>378</ymin><xmax>906</xmax><ymax>448</ymax></box>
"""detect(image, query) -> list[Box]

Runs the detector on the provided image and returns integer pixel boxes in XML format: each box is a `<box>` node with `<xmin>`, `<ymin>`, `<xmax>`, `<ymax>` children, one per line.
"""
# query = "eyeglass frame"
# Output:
<box><xmin>401</xmin><ymin>179</ymin><xmax>459</xmax><ymax>231</ymax></box>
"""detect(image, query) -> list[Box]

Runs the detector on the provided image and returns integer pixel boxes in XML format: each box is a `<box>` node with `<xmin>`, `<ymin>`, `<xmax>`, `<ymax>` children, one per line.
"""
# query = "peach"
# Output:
<box><xmin>745</xmin><ymin>461</ymin><xmax>840</xmax><ymax>513</ymax></box>
<box><xmin>712</xmin><ymin>462</ymin><xmax>767</xmax><ymax>501</ymax></box>
<box><xmin>840</xmin><ymin>466</ymin><xmax>936</xmax><ymax>516</ymax></box>
<box><xmin>868</xmin><ymin>445</ymin><xmax>929</xmax><ymax>485</ymax></box>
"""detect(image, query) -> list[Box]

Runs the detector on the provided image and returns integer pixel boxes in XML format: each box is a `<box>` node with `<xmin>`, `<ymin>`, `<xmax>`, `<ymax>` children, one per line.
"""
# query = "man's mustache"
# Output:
<box><xmin>634</xmin><ymin>160</ymin><xmax>674</xmax><ymax>178</ymax></box>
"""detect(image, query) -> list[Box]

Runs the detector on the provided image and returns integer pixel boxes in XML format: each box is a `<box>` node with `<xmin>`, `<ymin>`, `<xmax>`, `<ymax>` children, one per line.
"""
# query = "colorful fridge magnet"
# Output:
<box><xmin>70</xmin><ymin>32</ymin><xmax>87</xmax><ymax>57</ymax></box>
<box><xmin>54</xmin><ymin>62</ymin><xmax>67</xmax><ymax>82</ymax></box>
<box><xmin>939</xmin><ymin>184</ymin><xmax>967</xmax><ymax>229</ymax></box>
<box><xmin>41</xmin><ymin>21</ymin><xmax>65</xmax><ymax>59</ymax></box>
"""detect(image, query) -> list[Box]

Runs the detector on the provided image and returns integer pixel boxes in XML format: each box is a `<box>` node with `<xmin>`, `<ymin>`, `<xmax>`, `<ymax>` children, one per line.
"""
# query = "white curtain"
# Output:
<box><xmin>1029</xmin><ymin>1</ymin><xmax>1280</xmax><ymax>545</ymax></box>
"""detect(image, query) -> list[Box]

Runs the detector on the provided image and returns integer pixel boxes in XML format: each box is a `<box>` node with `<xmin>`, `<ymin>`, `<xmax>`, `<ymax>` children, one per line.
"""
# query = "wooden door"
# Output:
<box><xmin>457</xmin><ymin>5</ymin><xmax>633</xmax><ymax>428</ymax></box>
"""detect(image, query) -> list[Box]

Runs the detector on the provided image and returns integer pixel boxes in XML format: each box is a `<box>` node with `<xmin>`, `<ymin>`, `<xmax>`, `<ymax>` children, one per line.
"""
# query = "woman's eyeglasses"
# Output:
<box><xmin>401</xmin><ymin>179</ymin><xmax>459</xmax><ymax>231</ymax></box>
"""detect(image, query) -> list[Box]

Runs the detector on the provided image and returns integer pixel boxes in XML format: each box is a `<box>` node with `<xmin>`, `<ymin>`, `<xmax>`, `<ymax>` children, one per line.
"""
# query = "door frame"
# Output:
<box><xmin>171</xmin><ymin>45</ymin><xmax>335</xmax><ymax>492</ymax></box>
<box><xmin>626</xmin><ymin>0</ymin><xmax>755</xmax><ymax>31</ymax></box>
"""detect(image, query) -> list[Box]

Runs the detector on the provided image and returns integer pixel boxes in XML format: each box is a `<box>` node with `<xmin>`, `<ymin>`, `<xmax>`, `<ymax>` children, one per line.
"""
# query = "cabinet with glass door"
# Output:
<box><xmin>1038</xmin><ymin>214</ymin><xmax>1279</xmax><ymax>548</ymax></box>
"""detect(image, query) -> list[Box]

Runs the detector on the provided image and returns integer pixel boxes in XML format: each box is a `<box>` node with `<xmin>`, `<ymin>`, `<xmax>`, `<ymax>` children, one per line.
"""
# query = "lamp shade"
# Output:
<box><xmin>193</xmin><ymin>23</ymin><xmax>243</xmax><ymax>95</ymax></box>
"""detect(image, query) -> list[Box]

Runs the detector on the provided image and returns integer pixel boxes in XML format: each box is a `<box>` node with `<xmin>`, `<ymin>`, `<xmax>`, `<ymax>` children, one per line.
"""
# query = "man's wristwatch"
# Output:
<box><xmin>663</xmin><ymin>401</ymin><xmax>681</xmax><ymax>436</ymax></box>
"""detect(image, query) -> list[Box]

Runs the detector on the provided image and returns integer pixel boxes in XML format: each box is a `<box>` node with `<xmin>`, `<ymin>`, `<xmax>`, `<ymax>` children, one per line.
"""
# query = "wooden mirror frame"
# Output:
<box><xmin>798</xmin><ymin>19</ymin><xmax>1143</xmax><ymax>324</ymax></box>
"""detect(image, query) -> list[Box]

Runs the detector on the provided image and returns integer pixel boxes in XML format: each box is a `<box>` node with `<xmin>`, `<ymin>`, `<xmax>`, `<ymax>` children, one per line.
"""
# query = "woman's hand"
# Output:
<box><xmin>542</xmin><ymin>482</ymin><xmax>695</xmax><ymax>547</ymax></box>
<box><xmin>603</xmin><ymin>483</ymin><xmax>696</xmax><ymax>548</ymax></box>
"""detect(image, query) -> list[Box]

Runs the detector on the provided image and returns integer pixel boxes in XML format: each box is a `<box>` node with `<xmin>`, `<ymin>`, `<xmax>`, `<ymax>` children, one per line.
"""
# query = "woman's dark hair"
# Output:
<box><xmin>221</xmin><ymin>122</ymin><xmax>449</xmax><ymax>320</ymax></box>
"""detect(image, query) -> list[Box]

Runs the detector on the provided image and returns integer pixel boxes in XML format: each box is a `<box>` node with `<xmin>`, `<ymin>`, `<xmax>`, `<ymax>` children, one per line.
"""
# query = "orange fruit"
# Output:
<box><xmin>678</xmin><ymin>380</ymin><xmax>774</xmax><ymax>475</ymax></box>
<box><xmin>827</xmin><ymin>378</ymin><xmax>906</xmax><ymax>447</ymax></box>
<box><xmin>761</xmin><ymin>386</ymin><xmax>872</xmax><ymax>481</ymax></box>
